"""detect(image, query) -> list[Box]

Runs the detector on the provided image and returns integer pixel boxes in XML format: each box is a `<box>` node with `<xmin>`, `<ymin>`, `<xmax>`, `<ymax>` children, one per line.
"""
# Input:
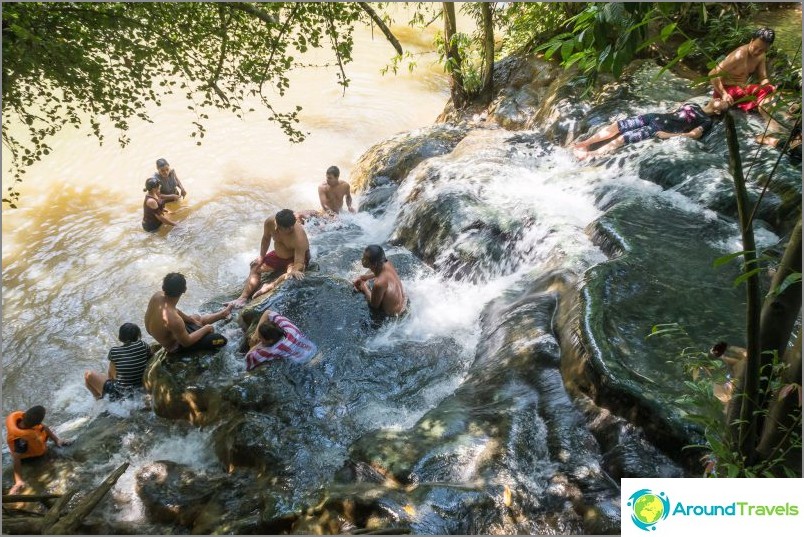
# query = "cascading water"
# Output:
<box><xmin>3</xmin><ymin>35</ymin><xmax>801</xmax><ymax>535</ymax></box>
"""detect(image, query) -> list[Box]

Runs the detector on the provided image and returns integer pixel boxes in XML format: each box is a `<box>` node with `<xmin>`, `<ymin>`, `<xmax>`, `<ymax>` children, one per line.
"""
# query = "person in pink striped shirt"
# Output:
<box><xmin>245</xmin><ymin>309</ymin><xmax>318</xmax><ymax>371</ymax></box>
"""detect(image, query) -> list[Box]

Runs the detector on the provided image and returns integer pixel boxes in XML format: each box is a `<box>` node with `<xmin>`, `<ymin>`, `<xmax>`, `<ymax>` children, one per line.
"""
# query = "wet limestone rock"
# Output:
<box><xmin>143</xmin><ymin>349</ymin><xmax>225</xmax><ymax>425</ymax></box>
<box><xmin>351</xmin><ymin>124</ymin><xmax>469</xmax><ymax>195</ymax></box>
<box><xmin>135</xmin><ymin>460</ymin><xmax>218</xmax><ymax>528</ymax></box>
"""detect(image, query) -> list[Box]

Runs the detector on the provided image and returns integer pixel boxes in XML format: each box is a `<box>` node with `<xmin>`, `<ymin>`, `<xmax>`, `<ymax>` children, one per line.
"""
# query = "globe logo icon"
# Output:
<box><xmin>627</xmin><ymin>489</ymin><xmax>670</xmax><ymax>531</ymax></box>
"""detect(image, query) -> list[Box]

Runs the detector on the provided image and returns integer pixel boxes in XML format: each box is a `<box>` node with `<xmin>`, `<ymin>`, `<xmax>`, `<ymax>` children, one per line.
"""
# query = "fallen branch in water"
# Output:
<box><xmin>2</xmin><ymin>494</ymin><xmax>62</xmax><ymax>503</ymax></box>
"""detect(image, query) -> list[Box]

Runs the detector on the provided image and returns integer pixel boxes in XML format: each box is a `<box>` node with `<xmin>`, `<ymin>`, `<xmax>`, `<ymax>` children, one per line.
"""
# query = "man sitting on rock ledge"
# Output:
<box><xmin>226</xmin><ymin>209</ymin><xmax>311</xmax><ymax>308</ymax></box>
<box><xmin>353</xmin><ymin>245</ymin><xmax>407</xmax><ymax>317</ymax></box>
<box><xmin>145</xmin><ymin>272</ymin><xmax>230</xmax><ymax>354</ymax></box>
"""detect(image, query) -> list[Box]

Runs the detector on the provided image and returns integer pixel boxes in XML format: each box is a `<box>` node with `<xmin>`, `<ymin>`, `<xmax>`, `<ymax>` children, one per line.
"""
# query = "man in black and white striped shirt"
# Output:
<box><xmin>85</xmin><ymin>323</ymin><xmax>152</xmax><ymax>401</ymax></box>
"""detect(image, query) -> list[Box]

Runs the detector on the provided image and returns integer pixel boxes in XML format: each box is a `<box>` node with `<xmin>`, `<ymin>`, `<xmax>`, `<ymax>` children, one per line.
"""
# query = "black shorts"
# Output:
<box><xmin>174</xmin><ymin>322</ymin><xmax>228</xmax><ymax>353</ymax></box>
<box><xmin>102</xmin><ymin>379</ymin><xmax>139</xmax><ymax>402</ymax></box>
<box><xmin>142</xmin><ymin>221</ymin><xmax>161</xmax><ymax>232</ymax></box>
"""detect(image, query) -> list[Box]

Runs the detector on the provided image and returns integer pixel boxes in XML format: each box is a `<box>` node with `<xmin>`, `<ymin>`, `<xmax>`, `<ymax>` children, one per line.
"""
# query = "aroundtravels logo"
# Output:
<box><xmin>627</xmin><ymin>489</ymin><xmax>670</xmax><ymax>531</ymax></box>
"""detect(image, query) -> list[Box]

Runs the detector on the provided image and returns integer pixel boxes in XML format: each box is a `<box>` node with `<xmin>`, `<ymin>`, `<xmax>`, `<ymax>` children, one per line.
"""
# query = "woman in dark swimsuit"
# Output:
<box><xmin>142</xmin><ymin>177</ymin><xmax>178</xmax><ymax>232</ymax></box>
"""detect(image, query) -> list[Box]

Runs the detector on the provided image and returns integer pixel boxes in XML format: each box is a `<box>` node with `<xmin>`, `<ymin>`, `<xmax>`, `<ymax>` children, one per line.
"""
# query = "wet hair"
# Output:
<box><xmin>258</xmin><ymin>321</ymin><xmax>286</xmax><ymax>345</ymax></box>
<box><xmin>118</xmin><ymin>323</ymin><xmax>142</xmax><ymax>344</ymax></box>
<box><xmin>156</xmin><ymin>158</ymin><xmax>169</xmax><ymax>169</ymax></box>
<box><xmin>162</xmin><ymin>272</ymin><xmax>187</xmax><ymax>298</ymax></box>
<box><xmin>753</xmin><ymin>27</ymin><xmax>775</xmax><ymax>44</ymax></box>
<box><xmin>275</xmin><ymin>209</ymin><xmax>296</xmax><ymax>229</ymax></box>
<box><xmin>326</xmin><ymin>165</ymin><xmax>340</xmax><ymax>178</ymax></box>
<box><xmin>710</xmin><ymin>341</ymin><xmax>728</xmax><ymax>357</ymax></box>
<box><xmin>364</xmin><ymin>244</ymin><xmax>387</xmax><ymax>266</ymax></box>
<box><xmin>144</xmin><ymin>176</ymin><xmax>160</xmax><ymax>192</ymax></box>
<box><xmin>22</xmin><ymin>406</ymin><xmax>46</xmax><ymax>428</ymax></box>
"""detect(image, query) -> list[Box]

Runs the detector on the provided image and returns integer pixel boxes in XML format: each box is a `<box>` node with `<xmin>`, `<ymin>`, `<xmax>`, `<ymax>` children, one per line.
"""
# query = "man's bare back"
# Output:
<box><xmin>374</xmin><ymin>262</ymin><xmax>406</xmax><ymax>315</ymax></box>
<box><xmin>144</xmin><ymin>291</ymin><xmax>184</xmax><ymax>352</ymax></box>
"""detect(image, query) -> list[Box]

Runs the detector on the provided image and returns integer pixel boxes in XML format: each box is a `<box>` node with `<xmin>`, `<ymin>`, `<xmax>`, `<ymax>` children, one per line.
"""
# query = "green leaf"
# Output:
<box><xmin>660</xmin><ymin>22</ymin><xmax>677</xmax><ymax>42</ymax></box>
<box><xmin>677</xmin><ymin>38</ymin><xmax>696</xmax><ymax>58</ymax></box>
<box><xmin>733</xmin><ymin>267</ymin><xmax>763</xmax><ymax>287</ymax></box>
<box><xmin>769</xmin><ymin>272</ymin><xmax>802</xmax><ymax>298</ymax></box>
<box><xmin>713</xmin><ymin>250</ymin><xmax>755</xmax><ymax>268</ymax></box>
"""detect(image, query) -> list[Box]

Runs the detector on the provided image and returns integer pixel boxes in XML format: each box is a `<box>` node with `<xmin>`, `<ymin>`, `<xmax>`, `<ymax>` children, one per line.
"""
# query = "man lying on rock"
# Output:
<box><xmin>145</xmin><ymin>272</ymin><xmax>230</xmax><ymax>354</ymax></box>
<box><xmin>571</xmin><ymin>98</ymin><xmax>730</xmax><ymax>159</ymax></box>
<box><xmin>226</xmin><ymin>209</ymin><xmax>311</xmax><ymax>308</ymax></box>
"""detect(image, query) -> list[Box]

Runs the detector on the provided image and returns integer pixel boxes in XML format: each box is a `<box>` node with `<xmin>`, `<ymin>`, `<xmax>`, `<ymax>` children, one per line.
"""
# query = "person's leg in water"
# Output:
<box><xmin>577</xmin><ymin>134</ymin><xmax>627</xmax><ymax>160</ymax></box>
<box><xmin>226</xmin><ymin>263</ymin><xmax>275</xmax><ymax>308</ymax></box>
<box><xmin>84</xmin><ymin>371</ymin><xmax>107</xmax><ymax>399</ymax></box>
<box><xmin>195</xmin><ymin>304</ymin><xmax>233</xmax><ymax>324</ymax></box>
<box><xmin>572</xmin><ymin>120</ymin><xmax>623</xmax><ymax>151</ymax></box>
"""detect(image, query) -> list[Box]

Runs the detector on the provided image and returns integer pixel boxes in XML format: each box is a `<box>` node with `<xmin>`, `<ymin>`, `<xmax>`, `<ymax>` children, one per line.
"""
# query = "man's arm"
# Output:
<box><xmin>168</xmin><ymin>312</ymin><xmax>213</xmax><ymax>348</ymax></box>
<box><xmin>42</xmin><ymin>425</ymin><xmax>67</xmax><ymax>447</ymax></box>
<box><xmin>757</xmin><ymin>55</ymin><xmax>770</xmax><ymax>86</ymax></box>
<box><xmin>173</xmin><ymin>172</ymin><xmax>187</xmax><ymax>197</ymax></box>
<box><xmin>345</xmin><ymin>182</ymin><xmax>355</xmax><ymax>212</ymax></box>
<box><xmin>259</xmin><ymin>218</ymin><xmax>275</xmax><ymax>260</ymax></box>
<box><xmin>709</xmin><ymin>49</ymin><xmax>741</xmax><ymax>105</ymax></box>
<box><xmin>368</xmin><ymin>279</ymin><xmax>387</xmax><ymax>310</ymax></box>
<box><xmin>287</xmin><ymin>228</ymin><xmax>310</xmax><ymax>278</ymax></box>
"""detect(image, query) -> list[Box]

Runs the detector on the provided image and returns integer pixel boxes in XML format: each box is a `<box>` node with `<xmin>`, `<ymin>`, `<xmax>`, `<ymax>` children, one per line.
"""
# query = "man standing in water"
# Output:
<box><xmin>296</xmin><ymin>165</ymin><xmax>356</xmax><ymax>222</ymax></box>
<box><xmin>145</xmin><ymin>273</ymin><xmax>230</xmax><ymax>353</ymax></box>
<box><xmin>226</xmin><ymin>209</ymin><xmax>311</xmax><ymax>308</ymax></box>
<box><xmin>709</xmin><ymin>27</ymin><xmax>776</xmax><ymax>113</ymax></box>
<box><xmin>353</xmin><ymin>245</ymin><xmax>407</xmax><ymax>316</ymax></box>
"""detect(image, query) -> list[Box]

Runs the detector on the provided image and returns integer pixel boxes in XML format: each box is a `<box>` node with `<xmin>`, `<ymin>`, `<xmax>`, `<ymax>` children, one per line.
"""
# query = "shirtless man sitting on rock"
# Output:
<box><xmin>353</xmin><ymin>245</ymin><xmax>407</xmax><ymax>317</ymax></box>
<box><xmin>709</xmin><ymin>27</ymin><xmax>776</xmax><ymax>118</ymax></box>
<box><xmin>226</xmin><ymin>209</ymin><xmax>311</xmax><ymax>308</ymax></box>
<box><xmin>296</xmin><ymin>166</ymin><xmax>356</xmax><ymax>222</ymax></box>
<box><xmin>145</xmin><ymin>272</ymin><xmax>230</xmax><ymax>353</ymax></box>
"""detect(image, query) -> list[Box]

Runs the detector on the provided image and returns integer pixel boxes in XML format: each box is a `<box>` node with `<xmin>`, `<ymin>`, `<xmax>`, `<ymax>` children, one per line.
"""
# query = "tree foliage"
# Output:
<box><xmin>2</xmin><ymin>2</ymin><xmax>374</xmax><ymax>207</ymax></box>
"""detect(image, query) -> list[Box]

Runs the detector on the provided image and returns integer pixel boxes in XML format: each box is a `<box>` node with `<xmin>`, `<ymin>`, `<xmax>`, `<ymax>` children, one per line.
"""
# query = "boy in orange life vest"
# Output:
<box><xmin>5</xmin><ymin>406</ymin><xmax>71</xmax><ymax>495</ymax></box>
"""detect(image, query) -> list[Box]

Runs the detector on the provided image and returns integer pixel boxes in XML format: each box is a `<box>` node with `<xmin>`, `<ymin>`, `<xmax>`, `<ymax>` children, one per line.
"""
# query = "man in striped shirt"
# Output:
<box><xmin>245</xmin><ymin>309</ymin><xmax>318</xmax><ymax>371</ymax></box>
<box><xmin>85</xmin><ymin>323</ymin><xmax>152</xmax><ymax>401</ymax></box>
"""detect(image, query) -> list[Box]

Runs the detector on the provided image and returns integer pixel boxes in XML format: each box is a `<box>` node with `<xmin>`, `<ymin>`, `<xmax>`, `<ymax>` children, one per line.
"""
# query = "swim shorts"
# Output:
<box><xmin>172</xmin><ymin>322</ymin><xmax>228</xmax><ymax>353</ymax></box>
<box><xmin>714</xmin><ymin>84</ymin><xmax>775</xmax><ymax>112</ymax></box>
<box><xmin>261</xmin><ymin>250</ymin><xmax>311</xmax><ymax>272</ymax></box>
<box><xmin>617</xmin><ymin>114</ymin><xmax>660</xmax><ymax>145</ymax></box>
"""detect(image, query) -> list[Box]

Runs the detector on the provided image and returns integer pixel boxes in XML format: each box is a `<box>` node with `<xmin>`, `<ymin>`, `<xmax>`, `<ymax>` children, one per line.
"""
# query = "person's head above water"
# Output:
<box><xmin>144</xmin><ymin>176</ymin><xmax>161</xmax><ymax>192</ymax></box>
<box><xmin>258</xmin><ymin>321</ymin><xmax>286</xmax><ymax>346</ymax></box>
<box><xmin>118</xmin><ymin>322</ymin><xmax>142</xmax><ymax>344</ymax></box>
<box><xmin>275</xmin><ymin>209</ymin><xmax>296</xmax><ymax>230</ymax></box>
<box><xmin>748</xmin><ymin>27</ymin><xmax>774</xmax><ymax>56</ymax></box>
<box><xmin>162</xmin><ymin>272</ymin><xmax>187</xmax><ymax>298</ymax></box>
<box><xmin>326</xmin><ymin>165</ymin><xmax>340</xmax><ymax>186</ymax></box>
<box><xmin>156</xmin><ymin>158</ymin><xmax>170</xmax><ymax>177</ymax></box>
<box><xmin>21</xmin><ymin>406</ymin><xmax>46</xmax><ymax>428</ymax></box>
<box><xmin>362</xmin><ymin>244</ymin><xmax>387</xmax><ymax>270</ymax></box>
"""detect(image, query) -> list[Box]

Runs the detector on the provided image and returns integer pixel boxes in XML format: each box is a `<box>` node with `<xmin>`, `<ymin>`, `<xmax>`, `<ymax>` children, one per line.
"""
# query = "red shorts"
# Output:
<box><xmin>714</xmin><ymin>84</ymin><xmax>775</xmax><ymax>112</ymax></box>
<box><xmin>262</xmin><ymin>250</ymin><xmax>310</xmax><ymax>272</ymax></box>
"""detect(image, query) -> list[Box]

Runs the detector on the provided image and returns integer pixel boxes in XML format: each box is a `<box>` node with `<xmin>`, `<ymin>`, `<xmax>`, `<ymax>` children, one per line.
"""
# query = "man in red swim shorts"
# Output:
<box><xmin>709</xmin><ymin>27</ymin><xmax>776</xmax><ymax>113</ymax></box>
<box><xmin>226</xmin><ymin>209</ymin><xmax>311</xmax><ymax>308</ymax></box>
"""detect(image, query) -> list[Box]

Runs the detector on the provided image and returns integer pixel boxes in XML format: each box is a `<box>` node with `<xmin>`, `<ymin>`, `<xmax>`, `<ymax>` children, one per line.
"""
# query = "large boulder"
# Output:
<box><xmin>351</xmin><ymin>124</ymin><xmax>469</xmax><ymax>194</ymax></box>
<box><xmin>143</xmin><ymin>349</ymin><xmax>225</xmax><ymax>425</ymax></box>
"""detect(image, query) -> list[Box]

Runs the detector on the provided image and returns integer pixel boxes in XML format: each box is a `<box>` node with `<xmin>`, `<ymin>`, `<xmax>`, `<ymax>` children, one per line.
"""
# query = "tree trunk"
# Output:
<box><xmin>756</xmin><ymin>326</ymin><xmax>802</xmax><ymax>475</ymax></box>
<box><xmin>757</xmin><ymin>218</ymin><xmax>802</xmax><ymax>406</ymax></box>
<box><xmin>357</xmin><ymin>2</ymin><xmax>403</xmax><ymax>56</ymax></box>
<box><xmin>442</xmin><ymin>2</ymin><xmax>467</xmax><ymax>109</ymax></box>
<box><xmin>478</xmin><ymin>1</ymin><xmax>494</xmax><ymax>105</ymax></box>
<box><xmin>723</xmin><ymin>112</ymin><xmax>763</xmax><ymax>466</ymax></box>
